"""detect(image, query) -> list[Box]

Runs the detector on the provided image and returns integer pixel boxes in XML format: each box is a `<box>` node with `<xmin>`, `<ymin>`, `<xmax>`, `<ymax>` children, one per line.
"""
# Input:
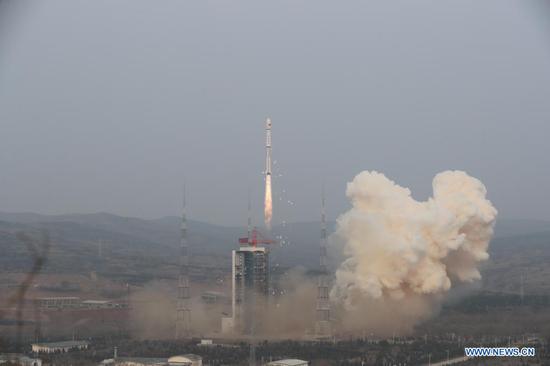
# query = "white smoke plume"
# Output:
<box><xmin>330</xmin><ymin>170</ymin><xmax>497</xmax><ymax>334</ymax></box>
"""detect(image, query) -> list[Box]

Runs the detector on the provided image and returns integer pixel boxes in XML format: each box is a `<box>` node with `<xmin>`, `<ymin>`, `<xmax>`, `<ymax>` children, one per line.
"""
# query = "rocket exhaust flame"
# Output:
<box><xmin>264</xmin><ymin>174</ymin><xmax>272</xmax><ymax>231</ymax></box>
<box><xmin>264</xmin><ymin>118</ymin><xmax>273</xmax><ymax>230</ymax></box>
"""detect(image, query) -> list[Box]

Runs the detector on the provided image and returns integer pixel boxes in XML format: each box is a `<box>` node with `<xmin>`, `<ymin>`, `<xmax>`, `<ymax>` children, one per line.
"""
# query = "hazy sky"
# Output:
<box><xmin>1</xmin><ymin>1</ymin><xmax>549</xmax><ymax>226</ymax></box>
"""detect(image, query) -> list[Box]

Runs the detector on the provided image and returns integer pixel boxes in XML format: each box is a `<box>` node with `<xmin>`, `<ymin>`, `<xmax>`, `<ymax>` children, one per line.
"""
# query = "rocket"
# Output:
<box><xmin>265</xmin><ymin>118</ymin><xmax>272</xmax><ymax>176</ymax></box>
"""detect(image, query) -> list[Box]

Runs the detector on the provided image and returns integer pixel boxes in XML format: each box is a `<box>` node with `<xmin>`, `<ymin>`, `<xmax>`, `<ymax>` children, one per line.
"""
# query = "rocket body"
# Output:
<box><xmin>265</xmin><ymin>118</ymin><xmax>272</xmax><ymax>175</ymax></box>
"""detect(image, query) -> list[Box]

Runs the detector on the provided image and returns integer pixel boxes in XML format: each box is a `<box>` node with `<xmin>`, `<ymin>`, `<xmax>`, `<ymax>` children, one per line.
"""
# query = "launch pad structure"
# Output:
<box><xmin>222</xmin><ymin>118</ymin><xmax>275</xmax><ymax>342</ymax></box>
<box><xmin>231</xmin><ymin>243</ymin><xmax>270</xmax><ymax>334</ymax></box>
<box><xmin>174</xmin><ymin>117</ymin><xmax>334</xmax><ymax>344</ymax></box>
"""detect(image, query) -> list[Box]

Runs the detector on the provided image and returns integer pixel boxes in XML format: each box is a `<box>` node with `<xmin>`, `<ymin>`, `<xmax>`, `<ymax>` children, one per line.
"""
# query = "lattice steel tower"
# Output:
<box><xmin>315</xmin><ymin>187</ymin><xmax>331</xmax><ymax>338</ymax></box>
<box><xmin>176</xmin><ymin>186</ymin><xmax>191</xmax><ymax>339</ymax></box>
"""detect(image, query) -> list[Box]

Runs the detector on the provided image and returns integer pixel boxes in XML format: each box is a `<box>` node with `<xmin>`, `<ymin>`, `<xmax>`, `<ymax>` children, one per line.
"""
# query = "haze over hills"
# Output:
<box><xmin>493</xmin><ymin>218</ymin><xmax>550</xmax><ymax>238</ymax></box>
<box><xmin>0</xmin><ymin>211</ymin><xmax>331</xmax><ymax>269</ymax></box>
<box><xmin>2</xmin><ymin>211</ymin><xmax>548</xmax><ymax>237</ymax></box>
<box><xmin>0</xmin><ymin>211</ymin><xmax>549</xmax><ymax>291</ymax></box>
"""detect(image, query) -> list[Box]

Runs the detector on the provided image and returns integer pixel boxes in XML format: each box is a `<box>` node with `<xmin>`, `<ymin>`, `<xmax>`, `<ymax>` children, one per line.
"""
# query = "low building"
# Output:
<box><xmin>35</xmin><ymin>297</ymin><xmax>80</xmax><ymax>309</ymax></box>
<box><xmin>0</xmin><ymin>354</ymin><xmax>42</xmax><ymax>366</ymax></box>
<box><xmin>31</xmin><ymin>340</ymin><xmax>89</xmax><ymax>353</ymax></box>
<box><xmin>265</xmin><ymin>359</ymin><xmax>308</xmax><ymax>366</ymax></box>
<box><xmin>99</xmin><ymin>354</ymin><xmax>202</xmax><ymax>366</ymax></box>
<box><xmin>81</xmin><ymin>300</ymin><xmax>115</xmax><ymax>309</ymax></box>
<box><xmin>102</xmin><ymin>357</ymin><xmax>167</xmax><ymax>366</ymax></box>
<box><xmin>167</xmin><ymin>355</ymin><xmax>202</xmax><ymax>366</ymax></box>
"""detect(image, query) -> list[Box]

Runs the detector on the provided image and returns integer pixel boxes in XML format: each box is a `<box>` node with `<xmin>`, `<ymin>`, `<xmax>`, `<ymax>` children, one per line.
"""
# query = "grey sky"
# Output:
<box><xmin>1</xmin><ymin>1</ymin><xmax>549</xmax><ymax>226</ymax></box>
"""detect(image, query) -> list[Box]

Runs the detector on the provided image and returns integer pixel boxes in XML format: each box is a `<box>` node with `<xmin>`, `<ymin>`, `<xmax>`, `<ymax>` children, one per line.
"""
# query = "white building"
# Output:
<box><xmin>31</xmin><ymin>340</ymin><xmax>89</xmax><ymax>353</ymax></box>
<box><xmin>99</xmin><ymin>354</ymin><xmax>202</xmax><ymax>366</ymax></box>
<box><xmin>168</xmin><ymin>355</ymin><xmax>202</xmax><ymax>366</ymax></box>
<box><xmin>35</xmin><ymin>297</ymin><xmax>80</xmax><ymax>309</ymax></box>
<box><xmin>81</xmin><ymin>300</ymin><xmax>115</xmax><ymax>309</ymax></box>
<box><xmin>265</xmin><ymin>359</ymin><xmax>308</xmax><ymax>366</ymax></box>
<box><xmin>101</xmin><ymin>357</ymin><xmax>166</xmax><ymax>366</ymax></box>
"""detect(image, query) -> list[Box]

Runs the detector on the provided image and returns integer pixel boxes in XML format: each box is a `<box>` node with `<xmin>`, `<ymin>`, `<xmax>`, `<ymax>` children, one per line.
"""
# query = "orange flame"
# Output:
<box><xmin>264</xmin><ymin>174</ymin><xmax>272</xmax><ymax>230</ymax></box>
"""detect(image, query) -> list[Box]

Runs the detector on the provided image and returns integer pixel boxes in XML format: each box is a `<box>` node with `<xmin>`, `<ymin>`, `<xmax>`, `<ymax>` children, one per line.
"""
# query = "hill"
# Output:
<box><xmin>0</xmin><ymin>212</ymin><xmax>549</xmax><ymax>291</ymax></box>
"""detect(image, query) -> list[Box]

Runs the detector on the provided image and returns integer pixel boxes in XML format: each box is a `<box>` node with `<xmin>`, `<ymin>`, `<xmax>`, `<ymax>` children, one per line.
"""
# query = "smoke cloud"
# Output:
<box><xmin>128</xmin><ymin>170</ymin><xmax>496</xmax><ymax>339</ymax></box>
<box><xmin>129</xmin><ymin>282</ymin><xmax>219</xmax><ymax>339</ymax></box>
<box><xmin>261</xmin><ymin>268</ymin><xmax>316</xmax><ymax>338</ymax></box>
<box><xmin>330</xmin><ymin>170</ymin><xmax>497</xmax><ymax>335</ymax></box>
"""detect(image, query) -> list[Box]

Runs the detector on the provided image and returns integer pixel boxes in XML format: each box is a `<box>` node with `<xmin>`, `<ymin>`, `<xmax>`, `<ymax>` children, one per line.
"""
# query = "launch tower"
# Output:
<box><xmin>232</xmin><ymin>227</ymin><xmax>272</xmax><ymax>335</ymax></box>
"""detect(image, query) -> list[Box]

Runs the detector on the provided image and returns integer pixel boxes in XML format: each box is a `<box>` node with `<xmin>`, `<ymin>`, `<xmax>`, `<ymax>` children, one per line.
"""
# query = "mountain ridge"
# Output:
<box><xmin>1</xmin><ymin>211</ymin><xmax>549</xmax><ymax>277</ymax></box>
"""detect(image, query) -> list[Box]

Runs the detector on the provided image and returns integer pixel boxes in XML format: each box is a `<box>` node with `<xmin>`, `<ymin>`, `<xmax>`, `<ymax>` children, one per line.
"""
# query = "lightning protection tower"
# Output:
<box><xmin>315</xmin><ymin>186</ymin><xmax>331</xmax><ymax>338</ymax></box>
<box><xmin>176</xmin><ymin>186</ymin><xmax>191</xmax><ymax>339</ymax></box>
